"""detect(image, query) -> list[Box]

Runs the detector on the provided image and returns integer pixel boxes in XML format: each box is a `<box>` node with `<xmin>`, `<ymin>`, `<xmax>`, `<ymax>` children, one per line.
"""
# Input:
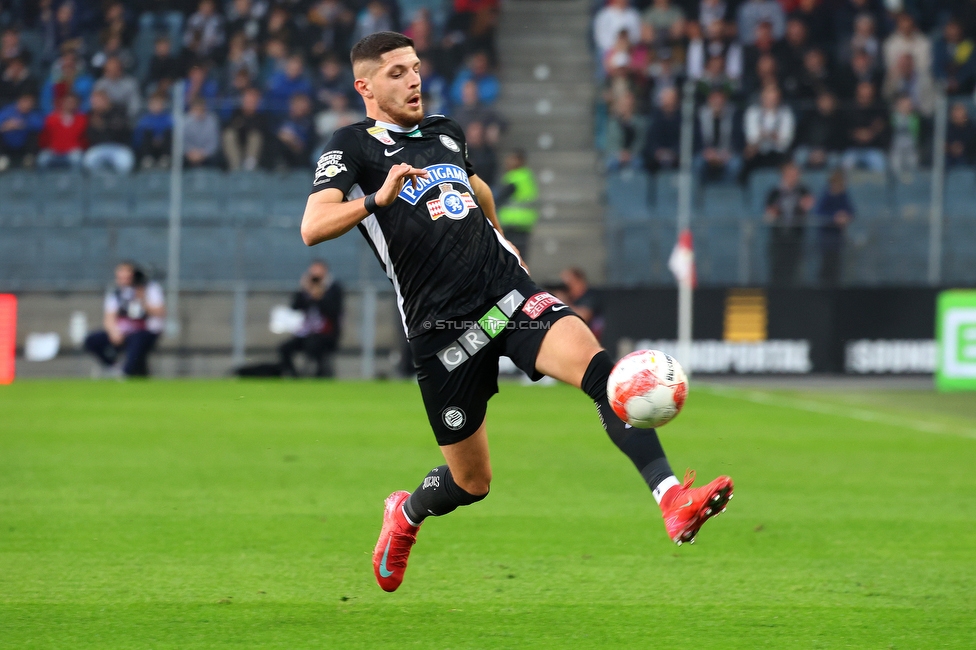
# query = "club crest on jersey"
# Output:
<box><xmin>439</xmin><ymin>134</ymin><xmax>460</xmax><ymax>152</ymax></box>
<box><xmin>367</xmin><ymin>125</ymin><xmax>396</xmax><ymax>146</ymax></box>
<box><xmin>426</xmin><ymin>183</ymin><xmax>477</xmax><ymax>221</ymax></box>
<box><xmin>313</xmin><ymin>150</ymin><xmax>347</xmax><ymax>185</ymax></box>
<box><xmin>397</xmin><ymin>163</ymin><xmax>472</xmax><ymax>204</ymax></box>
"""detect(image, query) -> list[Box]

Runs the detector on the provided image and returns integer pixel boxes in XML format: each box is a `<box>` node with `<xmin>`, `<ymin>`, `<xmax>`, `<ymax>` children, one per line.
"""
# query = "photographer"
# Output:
<box><xmin>279</xmin><ymin>260</ymin><xmax>343</xmax><ymax>378</ymax></box>
<box><xmin>84</xmin><ymin>262</ymin><xmax>165</xmax><ymax>377</ymax></box>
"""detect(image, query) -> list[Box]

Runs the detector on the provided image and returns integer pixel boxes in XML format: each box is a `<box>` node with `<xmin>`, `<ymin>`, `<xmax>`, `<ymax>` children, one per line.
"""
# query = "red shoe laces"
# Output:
<box><xmin>387</xmin><ymin>531</ymin><xmax>416</xmax><ymax>568</ymax></box>
<box><xmin>682</xmin><ymin>469</ymin><xmax>696</xmax><ymax>489</ymax></box>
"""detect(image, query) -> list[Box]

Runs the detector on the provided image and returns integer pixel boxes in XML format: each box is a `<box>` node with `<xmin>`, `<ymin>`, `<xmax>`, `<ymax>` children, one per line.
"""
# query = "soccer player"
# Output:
<box><xmin>301</xmin><ymin>32</ymin><xmax>733</xmax><ymax>592</ymax></box>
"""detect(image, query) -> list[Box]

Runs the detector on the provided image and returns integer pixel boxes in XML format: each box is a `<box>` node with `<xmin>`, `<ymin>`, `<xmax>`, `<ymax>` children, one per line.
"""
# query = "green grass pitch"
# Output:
<box><xmin>2</xmin><ymin>379</ymin><xmax>975</xmax><ymax>648</ymax></box>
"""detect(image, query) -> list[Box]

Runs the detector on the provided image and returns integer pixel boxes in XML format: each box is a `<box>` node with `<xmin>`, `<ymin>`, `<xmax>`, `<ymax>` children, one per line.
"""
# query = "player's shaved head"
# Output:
<box><xmin>351</xmin><ymin>31</ymin><xmax>415</xmax><ymax>77</ymax></box>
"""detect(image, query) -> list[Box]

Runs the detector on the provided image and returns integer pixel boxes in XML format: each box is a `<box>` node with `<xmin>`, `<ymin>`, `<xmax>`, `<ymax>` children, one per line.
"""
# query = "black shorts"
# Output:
<box><xmin>410</xmin><ymin>279</ymin><xmax>581</xmax><ymax>446</ymax></box>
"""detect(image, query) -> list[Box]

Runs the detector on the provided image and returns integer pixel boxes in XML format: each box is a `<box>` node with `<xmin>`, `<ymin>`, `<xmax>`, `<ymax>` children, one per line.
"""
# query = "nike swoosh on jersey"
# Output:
<box><xmin>379</xmin><ymin>539</ymin><xmax>394</xmax><ymax>577</ymax></box>
<box><xmin>384</xmin><ymin>147</ymin><xmax>404</xmax><ymax>157</ymax></box>
<box><xmin>551</xmin><ymin>304</ymin><xmax>569</xmax><ymax>311</ymax></box>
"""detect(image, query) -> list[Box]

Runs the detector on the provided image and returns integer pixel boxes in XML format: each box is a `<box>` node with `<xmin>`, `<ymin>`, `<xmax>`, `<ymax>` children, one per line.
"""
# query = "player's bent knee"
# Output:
<box><xmin>452</xmin><ymin>471</ymin><xmax>491</xmax><ymax>499</ymax></box>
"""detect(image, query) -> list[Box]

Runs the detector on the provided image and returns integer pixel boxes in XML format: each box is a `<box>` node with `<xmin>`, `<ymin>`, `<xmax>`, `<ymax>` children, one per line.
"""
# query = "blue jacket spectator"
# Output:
<box><xmin>266</xmin><ymin>55</ymin><xmax>314</xmax><ymax>113</ymax></box>
<box><xmin>450</xmin><ymin>52</ymin><xmax>500</xmax><ymax>108</ymax></box>
<box><xmin>133</xmin><ymin>111</ymin><xmax>173</xmax><ymax>149</ymax></box>
<box><xmin>0</xmin><ymin>94</ymin><xmax>44</xmax><ymax>163</ymax></box>
<box><xmin>133</xmin><ymin>93</ymin><xmax>174</xmax><ymax>163</ymax></box>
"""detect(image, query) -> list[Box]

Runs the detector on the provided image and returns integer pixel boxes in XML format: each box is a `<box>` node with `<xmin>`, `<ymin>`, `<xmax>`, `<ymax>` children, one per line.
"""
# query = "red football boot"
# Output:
<box><xmin>660</xmin><ymin>470</ymin><xmax>734</xmax><ymax>545</ymax></box>
<box><xmin>372</xmin><ymin>491</ymin><xmax>420</xmax><ymax>592</ymax></box>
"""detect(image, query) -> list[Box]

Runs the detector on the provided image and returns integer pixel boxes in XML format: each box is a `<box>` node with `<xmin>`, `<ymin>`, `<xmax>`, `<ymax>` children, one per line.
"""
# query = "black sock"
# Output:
<box><xmin>581</xmin><ymin>351</ymin><xmax>675</xmax><ymax>493</ymax></box>
<box><xmin>403</xmin><ymin>465</ymin><xmax>487</xmax><ymax>525</ymax></box>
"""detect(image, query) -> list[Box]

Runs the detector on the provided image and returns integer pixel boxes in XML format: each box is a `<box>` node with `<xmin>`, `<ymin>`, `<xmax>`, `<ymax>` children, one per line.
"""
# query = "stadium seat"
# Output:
<box><xmin>944</xmin><ymin>167</ymin><xmax>976</xmax><ymax>219</ymax></box>
<box><xmin>181</xmin><ymin>169</ymin><xmax>226</xmax><ymax>224</ymax></box>
<box><xmin>605</xmin><ymin>170</ymin><xmax>651</xmax><ymax>223</ymax></box>
<box><xmin>314</xmin><ymin>235</ymin><xmax>361</xmax><ymax>285</ymax></box>
<box><xmin>0</xmin><ymin>171</ymin><xmax>41</xmax><ymax>226</ymax></box>
<box><xmin>269</xmin><ymin>170</ymin><xmax>313</xmax><ymax>228</ymax></box>
<box><xmin>874</xmin><ymin>222</ymin><xmax>929</xmax><ymax>283</ymax></box>
<box><xmin>893</xmin><ymin>174</ymin><xmax>931</xmax><ymax>222</ymax></box>
<box><xmin>606</xmin><ymin>222</ymin><xmax>655</xmax><ymax>285</ymax></box>
<box><xmin>114</xmin><ymin>227</ymin><xmax>169</xmax><ymax>272</ymax></box>
<box><xmin>699</xmin><ymin>184</ymin><xmax>747</xmax><ymax>223</ymax></box>
<box><xmin>0</xmin><ymin>228</ymin><xmax>41</xmax><ymax>279</ymax></box>
<box><xmin>239</xmin><ymin>228</ymin><xmax>359</xmax><ymax>283</ymax></box>
<box><xmin>225</xmin><ymin>171</ymin><xmax>271</xmax><ymax>225</ymax></box>
<box><xmin>39</xmin><ymin>171</ymin><xmax>86</xmax><ymax>226</ymax></box>
<box><xmin>132</xmin><ymin>170</ymin><xmax>172</xmax><ymax>222</ymax></box>
<box><xmin>846</xmin><ymin>173</ymin><xmax>891</xmax><ymax>221</ymax></box>
<box><xmin>87</xmin><ymin>172</ymin><xmax>133</xmax><ymax>222</ymax></box>
<box><xmin>652</xmin><ymin>172</ymin><xmax>680</xmax><ymax>219</ymax></box>
<box><xmin>944</xmin><ymin>221</ymin><xmax>976</xmax><ymax>285</ymax></box>
<box><xmin>747</xmin><ymin>169</ymin><xmax>780</xmax><ymax>215</ymax></box>
<box><xmin>802</xmin><ymin>169</ymin><xmax>829</xmax><ymax>195</ymax></box>
<box><xmin>180</xmin><ymin>226</ymin><xmax>238</xmax><ymax>281</ymax></box>
<box><xmin>37</xmin><ymin>229</ymin><xmax>100</xmax><ymax>283</ymax></box>
<box><xmin>693</xmin><ymin>223</ymin><xmax>742</xmax><ymax>284</ymax></box>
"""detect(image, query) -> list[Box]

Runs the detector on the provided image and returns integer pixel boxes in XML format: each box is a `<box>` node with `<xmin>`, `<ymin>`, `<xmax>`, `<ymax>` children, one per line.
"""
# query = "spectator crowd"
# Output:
<box><xmin>0</xmin><ymin>0</ymin><xmax>505</xmax><ymax>184</ymax></box>
<box><xmin>596</xmin><ymin>0</ymin><xmax>976</xmax><ymax>181</ymax></box>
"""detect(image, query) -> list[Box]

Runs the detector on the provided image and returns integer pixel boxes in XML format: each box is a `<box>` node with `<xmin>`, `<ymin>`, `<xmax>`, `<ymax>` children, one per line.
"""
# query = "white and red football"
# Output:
<box><xmin>607</xmin><ymin>350</ymin><xmax>688</xmax><ymax>428</ymax></box>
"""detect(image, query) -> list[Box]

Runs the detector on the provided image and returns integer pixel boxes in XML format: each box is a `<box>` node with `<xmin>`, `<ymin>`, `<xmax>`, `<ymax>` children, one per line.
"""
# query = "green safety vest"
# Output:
<box><xmin>497</xmin><ymin>166</ymin><xmax>539</xmax><ymax>230</ymax></box>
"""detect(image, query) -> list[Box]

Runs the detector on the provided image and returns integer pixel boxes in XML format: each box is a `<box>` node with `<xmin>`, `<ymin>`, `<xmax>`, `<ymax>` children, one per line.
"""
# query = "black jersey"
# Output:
<box><xmin>310</xmin><ymin>115</ymin><xmax>528</xmax><ymax>338</ymax></box>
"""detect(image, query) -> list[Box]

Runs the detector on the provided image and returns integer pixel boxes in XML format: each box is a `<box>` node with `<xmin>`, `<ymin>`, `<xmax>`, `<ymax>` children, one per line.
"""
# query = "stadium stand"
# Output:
<box><xmin>595</xmin><ymin>0</ymin><xmax>976</xmax><ymax>287</ymax></box>
<box><xmin>0</xmin><ymin>0</ymin><xmax>507</xmax><ymax>288</ymax></box>
<box><xmin>2</xmin><ymin>0</ymin><xmax>975</xmax><ymax>293</ymax></box>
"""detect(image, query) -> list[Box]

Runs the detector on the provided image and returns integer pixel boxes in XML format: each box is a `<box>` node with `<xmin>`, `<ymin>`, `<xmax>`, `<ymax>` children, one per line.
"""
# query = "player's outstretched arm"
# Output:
<box><xmin>301</xmin><ymin>163</ymin><xmax>428</xmax><ymax>246</ymax></box>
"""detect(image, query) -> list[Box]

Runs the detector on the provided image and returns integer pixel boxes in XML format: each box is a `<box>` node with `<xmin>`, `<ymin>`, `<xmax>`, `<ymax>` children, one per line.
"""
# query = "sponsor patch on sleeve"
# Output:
<box><xmin>521</xmin><ymin>292</ymin><xmax>563</xmax><ymax>319</ymax></box>
<box><xmin>313</xmin><ymin>150</ymin><xmax>347</xmax><ymax>185</ymax></box>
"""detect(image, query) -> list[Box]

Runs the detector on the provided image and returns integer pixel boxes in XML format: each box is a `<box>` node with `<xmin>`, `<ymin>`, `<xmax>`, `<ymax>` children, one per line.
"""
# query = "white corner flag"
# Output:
<box><xmin>668</xmin><ymin>229</ymin><xmax>696</xmax><ymax>287</ymax></box>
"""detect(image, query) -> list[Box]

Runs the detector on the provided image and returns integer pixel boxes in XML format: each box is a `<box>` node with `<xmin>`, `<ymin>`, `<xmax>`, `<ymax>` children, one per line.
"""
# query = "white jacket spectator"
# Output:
<box><xmin>737</xmin><ymin>0</ymin><xmax>785</xmax><ymax>45</ymax></box>
<box><xmin>883</xmin><ymin>13</ymin><xmax>931</xmax><ymax>79</ymax></box>
<box><xmin>593</xmin><ymin>0</ymin><xmax>642</xmax><ymax>54</ymax></box>
<box><xmin>744</xmin><ymin>85</ymin><xmax>794</xmax><ymax>154</ymax></box>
